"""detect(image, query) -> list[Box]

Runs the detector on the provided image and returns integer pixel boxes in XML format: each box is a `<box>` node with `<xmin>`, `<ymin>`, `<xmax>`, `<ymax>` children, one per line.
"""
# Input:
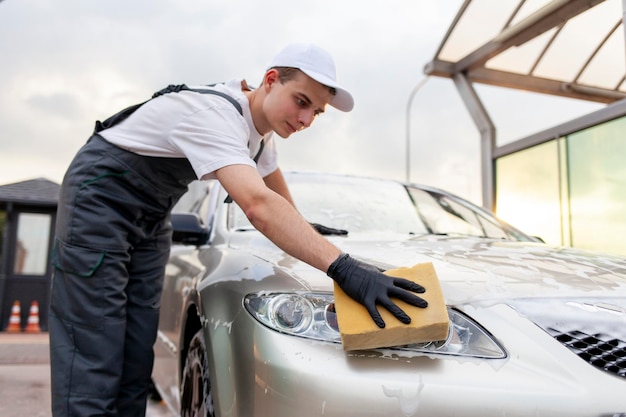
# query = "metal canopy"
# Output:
<box><xmin>423</xmin><ymin>0</ymin><xmax>626</xmax><ymax>210</ymax></box>
<box><xmin>425</xmin><ymin>0</ymin><xmax>626</xmax><ymax>104</ymax></box>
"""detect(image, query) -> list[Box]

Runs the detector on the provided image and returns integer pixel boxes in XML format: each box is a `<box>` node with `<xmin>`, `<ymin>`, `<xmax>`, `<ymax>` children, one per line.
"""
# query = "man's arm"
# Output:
<box><xmin>262</xmin><ymin>168</ymin><xmax>296</xmax><ymax>207</ymax></box>
<box><xmin>214</xmin><ymin>164</ymin><xmax>340</xmax><ymax>271</ymax></box>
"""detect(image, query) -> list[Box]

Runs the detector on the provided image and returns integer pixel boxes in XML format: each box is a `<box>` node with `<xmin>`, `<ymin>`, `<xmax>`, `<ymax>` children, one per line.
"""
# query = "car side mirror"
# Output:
<box><xmin>171</xmin><ymin>213</ymin><xmax>210</xmax><ymax>246</ymax></box>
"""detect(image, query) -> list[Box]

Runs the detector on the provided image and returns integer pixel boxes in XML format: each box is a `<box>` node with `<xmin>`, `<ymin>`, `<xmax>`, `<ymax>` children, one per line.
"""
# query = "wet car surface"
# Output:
<box><xmin>152</xmin><ymin>171</ymin><xmax>626</xmax><ymax>417</ymax></box>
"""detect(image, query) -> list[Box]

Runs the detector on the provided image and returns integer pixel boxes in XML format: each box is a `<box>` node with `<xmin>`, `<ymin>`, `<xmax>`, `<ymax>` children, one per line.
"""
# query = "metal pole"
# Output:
<box><xmin>452</xmin><ymin>72</ymin><xmax>496</xmax><ymax>210</ymax></box>
<box><xmin>405</xmin><ymin>77</ymin><xmax>430</xmax><ymax>182</ymax></box>
<box><xmin>623</xmin><ymin>0</ymin><xmax>626</xmax><ymax>69</ymax></box>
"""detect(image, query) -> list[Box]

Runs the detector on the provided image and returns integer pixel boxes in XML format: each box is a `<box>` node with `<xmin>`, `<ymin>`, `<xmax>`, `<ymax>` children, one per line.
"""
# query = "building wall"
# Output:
<box><xmin>495</xmin><ymin>116</ymin><xmax>626</xmax><ymax>256</ymax></box>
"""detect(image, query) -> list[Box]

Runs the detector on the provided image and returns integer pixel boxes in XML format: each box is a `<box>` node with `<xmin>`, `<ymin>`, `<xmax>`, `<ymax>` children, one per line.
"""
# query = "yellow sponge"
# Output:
<box><xmin>333</xmin><ymin>262</ymin><xmax>449</xmax><ymax>351</ymax></box>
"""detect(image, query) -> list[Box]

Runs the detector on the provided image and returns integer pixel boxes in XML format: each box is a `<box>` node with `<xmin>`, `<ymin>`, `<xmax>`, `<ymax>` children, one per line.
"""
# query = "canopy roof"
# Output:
<box><xmin>425</xmin><ymin>0</ymin><xmax>626</xmax><ymax>104</ymax></box>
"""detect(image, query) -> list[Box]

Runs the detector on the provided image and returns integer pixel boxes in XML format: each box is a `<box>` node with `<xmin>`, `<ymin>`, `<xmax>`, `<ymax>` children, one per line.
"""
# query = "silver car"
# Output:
<box><xmin>152</xmin><ymin>171</ymin><xmax>626</xmax><ymax>417</ymax></box>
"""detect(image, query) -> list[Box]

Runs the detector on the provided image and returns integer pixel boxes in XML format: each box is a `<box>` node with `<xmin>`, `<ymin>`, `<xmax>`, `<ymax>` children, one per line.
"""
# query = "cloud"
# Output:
<box><xmin>26</xmin><ymin>93</ymin><xmax>81</xmax><ymax>118</ymax></box>
<box><xmin>0</xmin><ymin>0</ymin><xmax>601</xmax><ymax>205</ymax></box>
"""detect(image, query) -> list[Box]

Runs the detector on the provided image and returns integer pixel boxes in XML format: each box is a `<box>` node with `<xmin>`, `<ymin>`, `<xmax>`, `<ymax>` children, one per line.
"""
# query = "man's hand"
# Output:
<box><xmin>310</xmin><ymin>223</ymin><xmax>348</xmax><ymax>236</ymax></box>
<box><xmin>327</xmin><ymin>254</ymin><xmax>427</xmax><ymax>328</ymax></box>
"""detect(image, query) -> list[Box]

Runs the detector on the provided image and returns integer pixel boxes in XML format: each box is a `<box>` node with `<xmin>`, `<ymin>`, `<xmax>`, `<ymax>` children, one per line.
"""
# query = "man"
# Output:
<box><xmin>49</xmin><ymin>43</ymin><xmax>427</xmax><ymax>416</ymax></box>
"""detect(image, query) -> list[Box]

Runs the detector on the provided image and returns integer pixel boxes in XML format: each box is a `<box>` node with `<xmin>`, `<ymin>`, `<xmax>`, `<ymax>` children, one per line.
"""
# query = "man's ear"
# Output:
<box><xmin>264</xmin><ymin>69</ymin><xmax>279</xmax><ymax>90</ymax></box>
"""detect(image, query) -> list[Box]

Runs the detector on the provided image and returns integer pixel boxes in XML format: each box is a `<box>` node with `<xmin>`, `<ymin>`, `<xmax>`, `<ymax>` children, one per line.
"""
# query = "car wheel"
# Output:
<box><xmin>148</xmin><ymin>378</ymin><xmax>162</xmax><ymax>402</ymax></box>
<box><xmin>180</xmin><ymin>330</ymin><xmax>214</xmax><ymax>417</ymax></box>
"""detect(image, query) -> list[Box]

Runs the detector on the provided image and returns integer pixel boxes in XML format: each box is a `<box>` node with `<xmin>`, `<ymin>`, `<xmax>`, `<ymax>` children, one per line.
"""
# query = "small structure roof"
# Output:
<box><xmin>0</xmin><ymin>178</ymin><xmax>60</xmax><ymax>207</ymax></box>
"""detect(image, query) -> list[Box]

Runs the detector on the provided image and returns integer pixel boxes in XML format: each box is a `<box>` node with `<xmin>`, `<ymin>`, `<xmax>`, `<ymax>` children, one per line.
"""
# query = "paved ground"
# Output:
<box><xmin>0</xmin><ymin>332</ymin><xmax>174</xmax><ymax>417</ymax></box>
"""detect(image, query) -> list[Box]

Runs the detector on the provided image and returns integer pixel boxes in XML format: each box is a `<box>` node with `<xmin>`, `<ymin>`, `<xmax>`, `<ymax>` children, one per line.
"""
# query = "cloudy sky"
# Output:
<box><xmin>0</xmin><ymin>0</ymin><xmax>601</xmax><ymax>205</ymax></box>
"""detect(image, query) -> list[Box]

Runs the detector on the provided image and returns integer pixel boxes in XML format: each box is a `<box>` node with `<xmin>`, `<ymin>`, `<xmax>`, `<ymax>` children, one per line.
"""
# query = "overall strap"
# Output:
<box><xmin>94</xmin><ymin>83</ymin><xmax>243</xmax><ymax>133</ymax></box>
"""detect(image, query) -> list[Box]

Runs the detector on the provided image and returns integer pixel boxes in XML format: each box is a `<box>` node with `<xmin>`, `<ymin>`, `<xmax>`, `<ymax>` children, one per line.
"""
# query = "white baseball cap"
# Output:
<box><xmin>267</xmin><ymin>43</ymin><xmax>354</xmax><ymax>112</ymax></box>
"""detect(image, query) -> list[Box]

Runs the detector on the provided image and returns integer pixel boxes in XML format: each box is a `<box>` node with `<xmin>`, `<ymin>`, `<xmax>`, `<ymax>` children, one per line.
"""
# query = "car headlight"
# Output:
<box><xmin>244</xmin><ymin>292</ymin><xmax>506</xmax><ymax>359</ymax></box>
<box><xmin>245</xmin><ymin>293</ymin><xmax>340</xmax><ymax>342</ymax></box>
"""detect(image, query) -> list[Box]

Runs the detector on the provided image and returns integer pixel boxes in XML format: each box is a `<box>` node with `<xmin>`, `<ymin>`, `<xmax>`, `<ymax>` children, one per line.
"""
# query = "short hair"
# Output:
<box><xmin>270</xmin><ymin>67</ymin><xmax>336</xmax><ymax>97</ymax></box>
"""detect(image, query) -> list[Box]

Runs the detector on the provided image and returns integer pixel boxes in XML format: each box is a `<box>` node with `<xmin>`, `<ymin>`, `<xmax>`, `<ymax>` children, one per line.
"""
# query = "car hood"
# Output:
<box><xmin>343</xmin><ymin>234</ymin><xmax>626</xmax><ymax>304</ymax></box>
<box><xmin>230</xmin><ymin>232</ymin><xmax>626</xmax><ymax>307</ymax></box>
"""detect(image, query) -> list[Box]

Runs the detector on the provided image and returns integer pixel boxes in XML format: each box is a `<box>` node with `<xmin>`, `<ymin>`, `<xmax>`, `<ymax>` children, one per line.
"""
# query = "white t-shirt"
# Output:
<box><xmin>99</xmin><ymin>79</ymin><xmax>277</xmax><ymax>180</ymax></box>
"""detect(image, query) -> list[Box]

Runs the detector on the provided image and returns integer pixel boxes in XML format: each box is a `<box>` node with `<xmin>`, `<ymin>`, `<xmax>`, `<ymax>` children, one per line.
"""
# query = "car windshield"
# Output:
<box><xmin>229</xmin><ymin>173</ymin><xmax>533</xmax><ymax>241</ymax></box>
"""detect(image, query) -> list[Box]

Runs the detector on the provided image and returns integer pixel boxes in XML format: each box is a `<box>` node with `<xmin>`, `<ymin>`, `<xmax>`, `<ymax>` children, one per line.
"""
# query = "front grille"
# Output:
<box><xmin>546</xmin><ymin>328</ymin><xmax>626</xmax><ymax>379</ymax></box>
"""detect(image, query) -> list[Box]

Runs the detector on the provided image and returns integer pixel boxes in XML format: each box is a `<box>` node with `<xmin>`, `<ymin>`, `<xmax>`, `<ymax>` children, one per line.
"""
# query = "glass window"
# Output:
<box><xmin>410</xmin><ymin>189</ymin><xmax>483</xmax><ymax>236</ymax></box>
<box><xmin>495</xmin><ymin>140</ymin><xmax>563</xmax><ymax>245</ymax></box>
<box><xmin>171</xmin><ymin>180</ymin><xmax>215</xmax><ymax>229</ymax></box>
<box><xmin>409</xmin><ymin>188</ymin><xmax>525</xmax><ymax>240</ymax></box>
<box><xmin>567</xmin><ymin>117</ymin><xmax>626</xmax><ymax>255</ymax></box>
<box><xmin>14</xmin><ymin>212</ymin><xmax>51</xmax><ymax>275</ymax></box>
<box><xmin>226</xmin><ymin>173</ymin><xmax>530</xmax><ymax>241</ymax></box>
<box><xmin>172</xmin><ymin>181</ymin><xmax>210</xmax><ymax>215</ymax></box>
<box><xmin>230</xmin><ymin>175</ymin><xmax>428</xmax><ymax>235</ymax></box>
<box><xmin>478</xmin><ymin>216</ymin><xmax>509</xmax><ymax>240</ymax></box>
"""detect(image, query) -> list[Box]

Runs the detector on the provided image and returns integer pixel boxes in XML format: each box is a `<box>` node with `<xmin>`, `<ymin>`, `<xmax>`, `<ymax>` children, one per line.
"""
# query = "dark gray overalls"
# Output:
<box><xmin>49</xmin><ymin>85</ymin><xmax>242</xmax><ymax>416</ymax></box>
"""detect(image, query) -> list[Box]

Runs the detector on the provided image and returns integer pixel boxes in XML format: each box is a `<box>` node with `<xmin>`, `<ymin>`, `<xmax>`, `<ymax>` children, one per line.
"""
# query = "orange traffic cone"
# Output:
<box><xmin>6</xmin><ymin>300</ymin><xmax>21</xmax><ymax>332</ymax></box>
<box><xmin>25</xmin><ymin>301</ymin><xmax>41</xmax><ymax>333</ymax></box>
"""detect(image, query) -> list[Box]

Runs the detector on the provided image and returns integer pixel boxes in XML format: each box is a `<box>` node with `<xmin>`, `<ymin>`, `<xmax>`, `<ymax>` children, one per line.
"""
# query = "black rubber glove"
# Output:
<box><xmin>327</xmin><ymin>253</ymin><xmax>428</xmax><ymax>328</ymax></box>
<box><xmin>310</xmin><ymin>223</ymin><xmax>348</xmax><ymax>236</ymax></box>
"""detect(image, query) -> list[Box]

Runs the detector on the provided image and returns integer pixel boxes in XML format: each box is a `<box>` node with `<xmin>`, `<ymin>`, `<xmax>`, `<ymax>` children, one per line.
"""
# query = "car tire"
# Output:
<box><xmin>180</xmin><ymin>329</ymin><xmax>214</xmax><ymax>417</ymax></box>
<box><xmin>148</xmin><ymin>378</ymin><xmax>162</xmax><ymax>402</ymax></box>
